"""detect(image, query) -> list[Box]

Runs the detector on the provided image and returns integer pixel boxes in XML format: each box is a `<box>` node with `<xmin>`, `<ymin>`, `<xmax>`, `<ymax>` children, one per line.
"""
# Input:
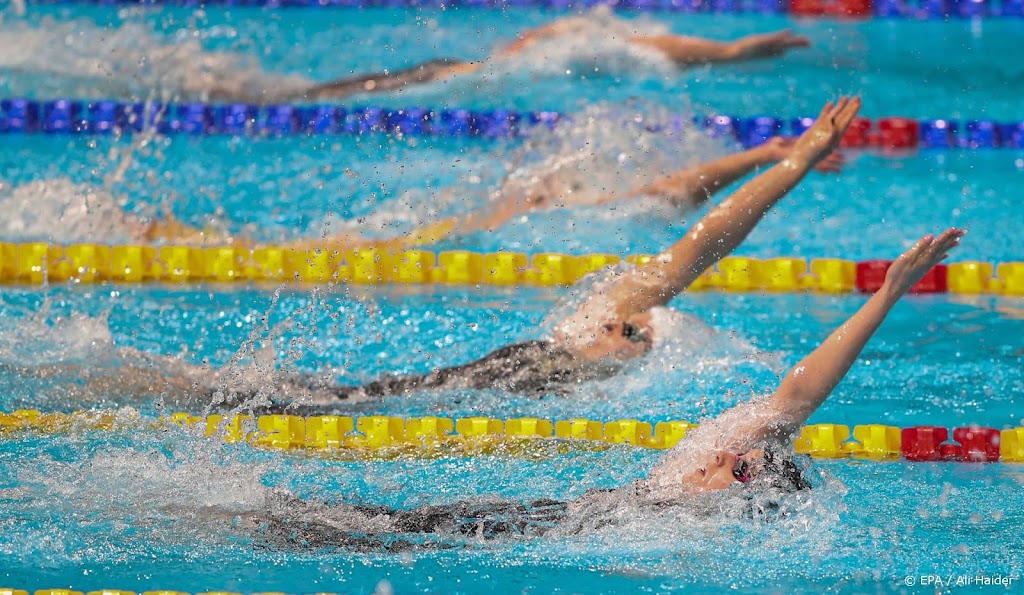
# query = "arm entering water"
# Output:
<box><xmin>577</xmin><ymin>96</ymin><xmax>863</xmax><ymax>323</ymax></box>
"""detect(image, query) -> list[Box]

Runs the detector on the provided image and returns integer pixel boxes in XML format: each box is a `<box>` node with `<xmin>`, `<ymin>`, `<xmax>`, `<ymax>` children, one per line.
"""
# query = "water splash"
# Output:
<box><xmin>487</xmin><ymin>7</ymin><xmax>676</xmax><ymax>79</ymax></box>
<box><xmin>0</xmin><ymin>17</ymin><xmax>310</xmax><ymax>102</ymax></box>
<box><xmin>0</xmin><ymin>301</ymin><xmax>117</xmax><ymax>367</ymax></box>
<box><xmin>0</xmin><ymin>291</ymin><xmax>356</xmax><ymax>413</ymax></box>
<box><xmin>311</xmin><ymin>99</ymin><xmax>728</xmax><ymax>244</ymax></box>
<box><xmin>388</xmin><ymin>7</ymin><xmax>679</xmax><ymax>108</ymax></box>
<box><xmin>0</xmin><ymin>177</ymin><xmax>151</xmax><ymax>243</ymax></box>
<box><xmin>0</xmin><ymin>116</ymin><xmax>197</xmax><ymax>243</ymax></box>
<box><xmin>3</xmin><ymin>435</ymin><xmax>279</xmax><ymax>566</ymax></box>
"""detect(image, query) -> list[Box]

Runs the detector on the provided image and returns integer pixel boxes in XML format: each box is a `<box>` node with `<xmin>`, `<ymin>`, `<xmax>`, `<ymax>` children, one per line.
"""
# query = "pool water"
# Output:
<box><xmin>3</xmin><ymin>7</ymin><xmax>1024</xmax><ymax>117</ymax></box>
<box><xmin>0</xmin><ymin>3</ymin><xmax>1022</xmax><ymax>594</ymax></box>
<box><xmin>2</xmin><ymin>124</ymin><xmax>1023</xmax><ymax>259</ymax></box>
<box><xmin>1</xmin><ymin>285</ymin><xmax>1022</xmax><ymax>592</ymax></box>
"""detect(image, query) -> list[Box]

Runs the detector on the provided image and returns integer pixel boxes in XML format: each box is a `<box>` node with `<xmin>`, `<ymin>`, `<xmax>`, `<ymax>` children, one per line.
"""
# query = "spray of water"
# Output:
<box><xmin>0</xmin><ymin>6</ymin><xmax>684</xmax><ymax>108</ymax></box>
<box><xmin>0</xmin><ymin>290</ymin><xmax>359</xmax><ymax>413</ymax></box>
<box><xmin>392</xmin><ymin>7</ymin><xmax>679</xmax><ymax>108</ymax></box>
<box><xmin>0</xmin><ymin>17</ymin><xmax>310</xmax><ymax>102</ymax></box>
<box><xmin>310</xmin><ymin>99</ymin><xmax>729</xmax><ymax>244</ymax></box>
<box><xmin>0</xmin><ymin>177</ymin><xmax>151</xmax><ymax>243</ymax></box>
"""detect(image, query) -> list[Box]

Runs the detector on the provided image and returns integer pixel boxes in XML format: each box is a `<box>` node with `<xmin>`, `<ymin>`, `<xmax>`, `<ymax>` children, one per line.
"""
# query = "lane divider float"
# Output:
<box><xmin>1</xmin><ymin>409</ymin><xmax>1022</xmax><ymax>462</ymax></box>
<box><xmin>22</xmin><ymin>0</ymin><xmax>1024</xmax><ymax>19</ymax></box>
<box><xmin>3</xmin><ymin>98</ymin><xmax>1024</xmax><ymax>150</ymax></box>
<box><xmin>0</xmin><ymin>242</ymin><xmax>1021</xmax><ymax>295</ymax></box>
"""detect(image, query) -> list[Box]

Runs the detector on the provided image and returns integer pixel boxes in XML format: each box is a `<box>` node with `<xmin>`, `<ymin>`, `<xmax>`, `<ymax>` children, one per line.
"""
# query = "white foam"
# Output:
<box><xmin>0</xmin><ymin>177</ymin><xmax>151</xmax><ymax>244</ymax></box>
<box><xmin>308</xmin><ymin>99</ymin><xmax>728</xmax><ymax>245</ymax></box>
<box><xmin>0</xmin><ymin>17</ymin><xmax>310</xmax><ymax>102</ymax></box>
<box><xmin>482</xmin><ymin>8</ymin><xmax>676</xmax><ymax>79</ymax></box>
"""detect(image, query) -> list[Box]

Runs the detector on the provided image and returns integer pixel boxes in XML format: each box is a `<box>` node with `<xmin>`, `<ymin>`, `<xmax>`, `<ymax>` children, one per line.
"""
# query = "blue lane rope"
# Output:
<box><xmin>21</xmin><ymin>0</ymin><xmax>1024</xmax><ymax>18</ymax></box>
<box><xmin>2</xmin><ymin>98</ymin><xmax>1023</xmax><ymax>149</ymax></box>
<box><xmin>19</xmin><ymin>0</ymin><xmax>1024</xmax><ymax>17</ymax></box>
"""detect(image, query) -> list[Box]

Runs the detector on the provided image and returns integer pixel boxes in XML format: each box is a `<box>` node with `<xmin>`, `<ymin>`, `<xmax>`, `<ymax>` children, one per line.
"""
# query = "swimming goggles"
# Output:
<box><xmin>732</xmin><ymin>458</ymin><xmax>751</xmax><ymax>483</ymax></box>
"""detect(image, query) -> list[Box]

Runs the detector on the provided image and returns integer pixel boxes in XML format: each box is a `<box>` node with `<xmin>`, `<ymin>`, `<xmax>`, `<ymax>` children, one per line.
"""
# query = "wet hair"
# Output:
<box><xmin>759</xmin><ymin>449</ymin><xmax>812</xmax><ymax>492</ymax></box>
<box><xmin>731</xmin><ymin>450</ymin><xmax>812</xmax><ymax>521</ymax></box>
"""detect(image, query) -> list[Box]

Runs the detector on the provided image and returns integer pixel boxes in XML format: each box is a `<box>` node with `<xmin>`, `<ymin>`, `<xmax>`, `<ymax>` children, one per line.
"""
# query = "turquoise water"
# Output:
<box><xmin>2</xmin><ymin>7</ymin><xmax>1024</xmax><ymax>116</ymax></box>
<box><xmin>1</xmin><ymin>287</ymin><xmax>1022</xmax><ymax>592</ymax></box>
<box><xmin>1</xmin><ymin>132</ymin><xmax>1023</xmax><ymax>259</ymax></box>
<box><xmin>0</xmin><ymin>4</ymin><xmax>1023</xmax><ymax>594</ymax></box>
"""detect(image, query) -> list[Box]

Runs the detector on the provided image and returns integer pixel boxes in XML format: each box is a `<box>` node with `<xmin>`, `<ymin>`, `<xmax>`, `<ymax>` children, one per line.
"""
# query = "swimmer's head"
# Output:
<box><xmin>577</xmin><ymin>311</ymin><xmax>657</xmax><ymax>361</ymax></box>
<box><xmin>678</xmin><ymin>449</ymin><xmax>811</xmax><ymax>493</ymax></box>
<box><xmin>521</xmin><ymin>176</ymin><xmax>586</xmax><ymax>209</ymax></box>
<box><xmin>572</xmin><ymin>307</ymin><xmax>692</xmax><ymax>361</ymax></box>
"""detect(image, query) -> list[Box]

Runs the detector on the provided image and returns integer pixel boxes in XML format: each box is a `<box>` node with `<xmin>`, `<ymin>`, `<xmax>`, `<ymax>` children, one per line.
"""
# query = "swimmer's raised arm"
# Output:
<box><xmin>589</xmin><ymin>97</ymin><xmax>862</xmax><ymax>322</ymax></box>
<box><xmin>747</xmin><ymin>228</ymin><xmax>965</xmax><ymax>440</ymax></box>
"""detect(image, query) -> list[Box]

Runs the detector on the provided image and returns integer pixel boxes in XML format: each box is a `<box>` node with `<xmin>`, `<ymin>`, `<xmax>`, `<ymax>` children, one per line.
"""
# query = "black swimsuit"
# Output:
<box><xmin>324</xmin><ymin>340</ymin><xmax>621</xmax><ymax>402</ymax></box>
<box><xmin>255</xmin><ymin>495</ymin><xmax>569</xmax><ymax>553</ymax></box>
<box><xmin>222</xmin><ymin>340</ymin><xmax>619</xmax><ymax>415</ymax></box>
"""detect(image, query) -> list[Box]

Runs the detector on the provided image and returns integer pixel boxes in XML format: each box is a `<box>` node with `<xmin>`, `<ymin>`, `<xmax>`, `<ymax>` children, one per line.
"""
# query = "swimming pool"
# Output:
<box><xmin>3</xmin><ymin>6</ymin><xmax>1024</xmax><ymax>117</ymax></box>
<box><xmin>1</xmin><ymin>3</ymin><xmax>1022</xmax><ymax>594</ymax></box>
<box><xmin>1</xmin><ymin>286</ymin><xmax>1022</xmax><ymax>591</ymax></box>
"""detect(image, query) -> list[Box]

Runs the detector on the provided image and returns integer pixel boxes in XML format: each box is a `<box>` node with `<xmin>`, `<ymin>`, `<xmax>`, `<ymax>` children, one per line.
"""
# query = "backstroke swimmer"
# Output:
<box><xmin>438</xmin><ymin>134</ymin><xmax>844</xmax><ymax>240</ymax></box>
<box><xmin>220</xmin><ymin>226</ymin><xmax>966</xmax><ymax>551</ymax></box>
<box><xmin>274</xmin><ymin>97</ymin><xmax>867</xmax><ymax>402</ymax></box>
<box><xmin>133</xmin><ymin>132</ymin><xmax>843</xmax><ymax>249</ymax></box>
<box><xmin>63</xmin><ymin>96</ymin><xmax>866</xmax><ymax>407</ymax></box>
<box><xmin>213</xmin><ymin>12</ymin><xmax>810</xmax><ymax>103</ymax></box>
<box><xmin>11</xmin><ymin>99</ymin><xmax>850</xmax><ymax>413</ymax></box>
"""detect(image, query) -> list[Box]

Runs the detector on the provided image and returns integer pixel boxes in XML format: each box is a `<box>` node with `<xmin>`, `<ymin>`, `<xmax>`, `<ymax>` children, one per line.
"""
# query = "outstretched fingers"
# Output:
<box><xmin>834</xmin><ymin>96</ymin><xmax>862</xmax><ymax>132</ymax></box>
<box><xmin>829</xmin><ymin>96</ymin><xmax>850</xmax><ymax>121</ymax></box>
<box><xmin>816</xmin><ymin>101</ymin><xmax>834</xmax><ymax>122</ymax></box>
<box><xmin>928</xmin><ymin>228</ymin><xmax>966</xmax><ymax>259</ymax></box>
<box><xmin>908</xmin><ymin>228</ymin><xmax>965</xmax><ymax>268</ymax></box>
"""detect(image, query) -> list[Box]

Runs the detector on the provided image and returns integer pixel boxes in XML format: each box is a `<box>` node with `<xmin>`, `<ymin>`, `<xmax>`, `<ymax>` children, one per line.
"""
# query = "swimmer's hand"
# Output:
<box><xmin>883</xmin><ymin>228</ymin><xmax>966</xmax><ymax>297</ymax></box>
<box><xmin>762</xmin><ymin>136</ymin><xmax>845</xmax><ymax>174</ymax></box>
<box><xmin>729</xmin><ymin>30</ymin><xmax>810</xmax><ymax>60</ymax></box>
<box><xmin>790</xmin><ymin>96</ymin><xmax>862</xmax><ymax>169</ymax></box>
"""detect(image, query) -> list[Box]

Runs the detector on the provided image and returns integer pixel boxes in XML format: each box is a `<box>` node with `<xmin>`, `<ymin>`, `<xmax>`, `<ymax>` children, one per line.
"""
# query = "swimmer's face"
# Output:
<box><xmin>582</xmin><ymin>312</ymin><xmax>655</xmax><ymax>361</ymax></box>
<box><xmin>680</xmin><ymin>449</ymin><xmax>766</xmax><ymax>492</ymax></box>
<box><xmin>522</xmin><ymin>177</ymin><xmax>585</xmax><ymax>209</ymax></box>
<box><xmin>523</xmin><ymin>187</ymin><xmax>551</xmax><ymax>208</ymax></box>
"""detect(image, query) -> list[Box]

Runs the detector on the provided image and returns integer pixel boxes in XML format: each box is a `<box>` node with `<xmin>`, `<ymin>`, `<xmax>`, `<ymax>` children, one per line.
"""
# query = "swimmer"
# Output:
<box><xmin>49</xmin><ymin>97</ymin><xmax>861</xmax><ymax>408</ymax></box>
<box><xmin>448</xmin><ymin>134</ymin><xmax>845</xmax><ymax>237</ymax></box>
<box><xmin>272</xmin><ymin>97</ymin><xmax>866</xmax><ymax>403</ymax></box>
<box><xmin>229</xmin><ymin>227</ymin><xmax>965</xmax><ymax>551</ymax></box>
<box><xmin>225</xmin><ymin>13</ymin><xmax>810</xmax><ymax>102</ymax></box>
<box><xmin>71</xmin><ymin>129</ymin><xmax>841</xmax><ymax>251</ymax></box>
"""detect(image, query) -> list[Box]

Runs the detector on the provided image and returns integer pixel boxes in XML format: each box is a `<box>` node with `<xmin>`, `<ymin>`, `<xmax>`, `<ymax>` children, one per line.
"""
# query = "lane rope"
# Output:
<box><xmin>2</xmin><ymin>99</ymin><xmax>1022</xmax><ymax>149</ymax></box>
<box><xmin>1</xmin><ymin>242</ymin><xmax>1021</xmax><ymax>295</ymax></box>
<box><xmin>21</xmin><ymin>0</ymin><xmax>1024</xmax><ymax>19</ymax></box>
<box><xmin>1</xmin><ymin>409</ymin><xmax>1021</xmax><ymax>462</ymax></box>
